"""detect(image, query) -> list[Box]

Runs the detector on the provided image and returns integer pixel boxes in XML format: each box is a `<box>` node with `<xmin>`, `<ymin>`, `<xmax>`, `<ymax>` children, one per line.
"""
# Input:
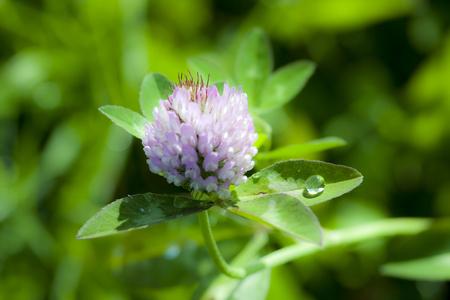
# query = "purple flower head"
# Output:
<box><xmin>142</xmin><ymin>73</ymin><xmax>258</xmax><ymax>199</ymax></box>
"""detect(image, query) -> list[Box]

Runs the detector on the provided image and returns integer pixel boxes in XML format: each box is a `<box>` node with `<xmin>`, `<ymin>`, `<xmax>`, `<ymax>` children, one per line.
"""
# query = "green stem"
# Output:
<box><xmin>198</xmin><ymin>210</ymin><xmax>247</xmax><ymax>278</ymax></box>
<box><xmin>244</xmin><ymin>218</ymin><xmax>432</xmax><ymax>275</ymax></box>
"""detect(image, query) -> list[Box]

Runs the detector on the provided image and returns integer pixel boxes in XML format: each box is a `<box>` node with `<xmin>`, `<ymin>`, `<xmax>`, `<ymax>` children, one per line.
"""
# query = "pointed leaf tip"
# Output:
<box><xmin>99</xmin><ymin>105</ymin><xmax>149</xmax><ymax>139</ymax></box>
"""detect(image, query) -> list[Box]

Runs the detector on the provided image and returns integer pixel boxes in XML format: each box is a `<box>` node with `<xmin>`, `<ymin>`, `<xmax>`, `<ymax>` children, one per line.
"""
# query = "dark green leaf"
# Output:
<box><xmin>99</xmin><ymin>105</ymin><xmax>149</xmax><ymax>139</ymax></box>
<box><xmin>77</xmin><ymin>193</ymin><xmax>213</xmax><ymax>239</ymax></box>
<box><xmin>256</xmin><ymin>136</ymin><xmax>346</xmax><ymax>160</ymax></box>
<box><xmin>139</xmin><ymin>72</ymin><xmax>172</xmax><ymax>121</ymax></box>
<box><xmin>228</xmin><ymin>193</ymin><xmax>322</xmax><ymax>244</ymax></box>
<box><xmin>380</xmin><ymin>252</ymin><xmax>450</xmax><ymax>281</ymax></box>
<box><xmin>187</xmin><ymin>57</ymin><xmax>235</xmax><ymax>86</ymax></box>
<box><xmin>235</xmin><ymin>159</ymin><xmax>362</xmax><ymax>207</ymax></box>
<box><xmin>257</xmin><ymin>60</ymin><xmax>315</xmax><ymax>110</ymax></box>
<box><xmin>235</xmin><ymin>28</ymin><xmax>273</xmax><ymax>106</ymax></box>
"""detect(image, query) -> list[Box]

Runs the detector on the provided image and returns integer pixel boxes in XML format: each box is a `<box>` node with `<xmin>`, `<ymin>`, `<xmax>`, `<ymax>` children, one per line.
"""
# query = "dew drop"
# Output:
<box><xmin>304</xmin><ymin>175</ymin><xmax>325</xmax><ymax>197</ymax></box>
<box><xmin>253</xmin><ymin>173</ymin><xmax>261</xmax><ymax>179</ymax></box>
<box><xmin>140</xmin><ymin>207</ymin><xmax>145</xmax><ymax>212</ymax></box>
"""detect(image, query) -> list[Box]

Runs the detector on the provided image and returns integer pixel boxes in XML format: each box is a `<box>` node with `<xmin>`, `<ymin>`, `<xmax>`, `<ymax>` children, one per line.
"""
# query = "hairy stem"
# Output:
<box><xmin>198</xmin><ymin>210</ymin><xmax>247</xmax><ymax>278</ymax></box>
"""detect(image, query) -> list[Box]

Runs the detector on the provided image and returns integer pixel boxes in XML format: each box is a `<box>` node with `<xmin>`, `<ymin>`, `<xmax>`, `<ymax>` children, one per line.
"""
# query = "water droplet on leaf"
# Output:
<box><xmin>304</xmin><ymin>175</ymin><xmax>325</xmax><ymax>198</ymax></box>
<box><xmin>140</xmin><ymin>207</ymin><xmax>145</xmax><ymax>212</ymax></box>
<box><xmin>253</xmin><ymin>173</ymin><xmax>261</xmax><ymax>179</ymax></box>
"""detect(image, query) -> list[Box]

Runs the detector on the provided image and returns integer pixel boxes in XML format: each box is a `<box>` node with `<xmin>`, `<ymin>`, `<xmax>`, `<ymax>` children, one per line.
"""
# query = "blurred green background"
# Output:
<box><xmin>1</xmin><ymin>0</ymin><xmax>450</xmax><ymax>299</ymax></box>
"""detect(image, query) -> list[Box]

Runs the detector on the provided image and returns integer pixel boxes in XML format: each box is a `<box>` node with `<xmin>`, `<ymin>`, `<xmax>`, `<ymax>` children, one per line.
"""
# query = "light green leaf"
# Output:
<box><xmin>139</xmin><ymin>72</ymin><xmax>172</xmax><ymax>121</ymax></box>
<box><xmin>235</xmin><ymin>28</ymin><xmax>273</xmax><ymax>106</ymax></box>
<box><xmin>77</xmin><ymin>193</ymin><xmax>213</xmax><ymax>239</ymax></box>
<box><xmin>213</xmin><ymin>81</ymin><xmax>225</xmax><ymax>95</ymax></box>
<box><xmin>99</xmin><ymin>105</ymin><xmax>149</xmax><ymax>139</ymax></box>
<box><xmin>228</xmin><ymin>193</ymin><xmax>322</xmax><ymax>244</ymax></box>
<box><xmin>256</xmin><ymin>136</ymin><xmax>346</xmax><ymax>160</ymax></box>
<box><xmin>257</xmin><ymin>60</ymin><xmax>316</xmax><ymax>110</ymax></box>
<box><xmin>235</xmin><ymin>159</ymin><xmax>362</xmax><ymax>206</ymax></box>
<box><xmin>228</xmin><ymin>268</ymin><xmax>271</xmax><ymax>300</ymax></box>
<box><xmin>187</xmin><ymin>57</ymin><xmax>235</xmax><ymax>86</ymax></box>
<box><xmin>380</xmin><ymin>252</ymin><xmax>450</xmax><ymax>281</ymax></box>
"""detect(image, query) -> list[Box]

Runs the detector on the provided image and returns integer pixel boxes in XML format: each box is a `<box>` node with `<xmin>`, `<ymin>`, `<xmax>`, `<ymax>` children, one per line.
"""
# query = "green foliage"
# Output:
<box><xmin>187</xmin><ymin>57</ymin><xmax>235</xmax><ymax>86</ymax></box>
<box><xmin>252</xmin><ymin>114</ymin><xmax>273</xmax><ymax>152</ymax></box>
<box><xmin>2</xmin><ymin>0</ymin><xmax>449</xmax><ymax>299</ymax></box>
<box><xmin>139</xmin><ymin>72</ymin><xmax>173</xmax><ymax>121</ymax></box>
<box><xmin>195</xmin><ymin>232</ymin><xmax>271</xmax><ymax>300</ymax></box>
<box><xmin>257</xmin><ymin>60</ymin><xmax>316</xmax><ymax>111</ymax></box>
<box><xmin>77</xmin><ymin>193</ymin><xmax>213</xmax><ymax>239</ymax></box>
<box><xmin>235</xmin><ymin>160</ymin><xmax>362</xmax><ymax>206</ymax></box>
<box><xmin>235</xmin><ymin>28</ymin><xmax>273</xmax><ymax>106</ymax></box>
<box><xmin>380</xmin><ymin>252</ymin><xmax>450</xmax><ymax>281</ymax></box>
<box><xmin>228</xmin><ymin>194</ymin><xmax>322</xmax><ymax>244</ymax></box>
<box><xmin>379</xmin><ymin>219</ymin><xmax>450</xmax><ymax>281</ymax></box>
<box><xmin>99</xmin><ymin>105</ymin><xmax>148</xmax><ymax>139</ymax></box>
<box><xmin>256</xmin><ymin>136</ymin><xmax>347</xmax><ymax>160</ymax></box>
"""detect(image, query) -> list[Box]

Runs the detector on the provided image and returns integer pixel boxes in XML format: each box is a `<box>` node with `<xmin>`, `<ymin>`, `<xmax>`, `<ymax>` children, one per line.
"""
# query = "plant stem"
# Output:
<box><xmin>244</xmin><ymin>218</ymin><xmax>432</xmax><ymax>275</ymax></box>
<box><xmin>198</xmin><ymin>210</ymin><xmax>247</xmax><ymax>278</ymax></box>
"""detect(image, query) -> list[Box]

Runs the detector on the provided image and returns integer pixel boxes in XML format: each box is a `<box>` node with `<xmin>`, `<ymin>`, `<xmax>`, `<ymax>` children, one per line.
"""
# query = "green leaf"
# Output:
<box><xmin>257</xmin><ymin>60</ymin><xmax>316</xmax><ymax>110</ymax></box>
<box><xmin>77</xmin><ymin>193</ymin><xmax>213</xmax><ymax>239</ymax></box>
<box><xmin>256</xmin><ymin>136</ymin><xmax>347</xmax><ymax>160</ymax></box>
<box><xmin>235</xmin><ymin>159</ymin><xmax>362</xmax><ymax>207</ymax></box>
<box><xmin>228</xmin><ymin>268</ymin><xmax>271</xmax><ymax>300</ymax></box>
<box><xmin>99</xmin><ymin>105</ymin><xmax>149</xmax><ymax>139</ymax></box>
<box><xmin>380</xmin><ymin>252</ymin><xmax>450</xmax><ymax>281</ymax></box>
<box><xmin>187</xmin><ymin>57</ymin><xmax>235</xmax><ymax>86</ymax></box>
<box><xmin>139</xmin><ymin>72</ymin><xmax>172</xmax><ymax>121</ymax></box>
<box><xmin>228</xmin><ymin>193</ymin><xmax>322</xmax><ymax>244</ymax></box>
<box><xmin>235</xmin><ymin>28</ymin><xmax>273</xmax><ymax>107</ymax></box>
<box><xmin>213</xmin><ymin>81</ymin><xmax>225</xmax><ymax>95</ymax></box>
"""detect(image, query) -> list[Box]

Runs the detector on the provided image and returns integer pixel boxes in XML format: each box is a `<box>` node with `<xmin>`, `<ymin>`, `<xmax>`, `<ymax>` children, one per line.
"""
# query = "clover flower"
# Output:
<box><xmin>142</xmin><ymin>74</ymin><xmax>258</xmax><ymax>200</ymax></box>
